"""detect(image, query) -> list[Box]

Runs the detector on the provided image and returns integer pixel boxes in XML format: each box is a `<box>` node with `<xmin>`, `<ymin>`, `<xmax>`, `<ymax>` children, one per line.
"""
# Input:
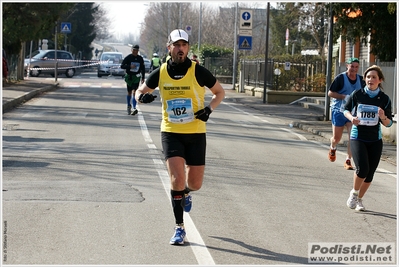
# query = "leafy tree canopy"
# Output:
<box><xmin>332</xmin><ymin>3</ymin><xmax>397</xmax><ymax>61</ymax></box>
<box><xmin>3</xmin><ymin>3</ymin><xmax>74</xmax><ymax>54</ymax></box>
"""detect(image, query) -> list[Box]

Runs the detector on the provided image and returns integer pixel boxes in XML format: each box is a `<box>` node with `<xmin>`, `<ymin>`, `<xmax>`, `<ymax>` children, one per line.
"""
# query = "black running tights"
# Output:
<box><xmin>350</xmin><ymin>139</ymin><xmax>383</xmax><ymax>183</ymax></box>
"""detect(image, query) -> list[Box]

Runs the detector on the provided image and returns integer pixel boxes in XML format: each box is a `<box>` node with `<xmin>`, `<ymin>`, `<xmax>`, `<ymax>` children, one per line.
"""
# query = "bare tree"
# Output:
<box><xmin>93</xmin><ymin>3</ymin><xmax>112</xmax><ymax>41</ymax></box>
<box><xmin>139</xmin><ymin>2</ymin><xmax>271</xmax><ymax>57</ymax></box>
<box><xmin>139</xmin><ymin>3</ymin><xmax>198</xmax><ymax>57</ymax></box>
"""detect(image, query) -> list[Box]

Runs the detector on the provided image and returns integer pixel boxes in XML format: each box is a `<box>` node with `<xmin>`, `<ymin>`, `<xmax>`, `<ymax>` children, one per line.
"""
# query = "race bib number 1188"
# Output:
<box><xmin>357</xmin><ymin>104</ymin><xmax>379</xmax><ymax>126</ymax></box>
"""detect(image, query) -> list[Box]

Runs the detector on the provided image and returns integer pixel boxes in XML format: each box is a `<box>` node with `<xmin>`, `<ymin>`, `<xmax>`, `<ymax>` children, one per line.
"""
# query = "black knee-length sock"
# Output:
<box><xmin>171</xmin><ymin>190</ymin><xmax>185</xmax><ymax>225</ymax></box>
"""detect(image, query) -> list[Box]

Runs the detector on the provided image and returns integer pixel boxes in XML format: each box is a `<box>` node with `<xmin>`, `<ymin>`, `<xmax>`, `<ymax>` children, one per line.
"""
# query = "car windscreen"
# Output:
<box><xmin>26</xmin><ymin>50</ymin><xmax>42</xmax><ymax>59</ymax></box>
<box><xmin>33</xmin><ymin>51</ymin><xmax>54</xmax><ymax>59</ymax></box>
<box><xmin>102</xmin><ymin>54</ymin><xmax>122</xmax><ymax>62</ymax></box>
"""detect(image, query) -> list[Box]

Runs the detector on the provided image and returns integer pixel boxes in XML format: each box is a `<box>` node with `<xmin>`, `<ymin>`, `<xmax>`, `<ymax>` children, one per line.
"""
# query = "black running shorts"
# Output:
<box><xmin>161</xmin><ymin>132</ymin><xmax>206</xmax><ymax>166</ymax></box>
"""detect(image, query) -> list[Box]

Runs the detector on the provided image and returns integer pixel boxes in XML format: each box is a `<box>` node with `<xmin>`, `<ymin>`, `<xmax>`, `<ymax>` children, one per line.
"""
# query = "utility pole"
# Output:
<box><xmin>179</xmin><ymin>3</ymin><xmax>182</xmax><ymax>29</ymax></box>
<box><xmin>167</xmin><ymin>3</ymin><xmax>170</xmax><ymax>35</ymax></box>
<box><xmin>263</xmin><ymin>3</ymin><xmax>270</xmax><ymax>104</ymax></box>
<box><xmin>198</xmin><ymin>2</ymin><xmax>202</xmax><ymax>51</ymax></box>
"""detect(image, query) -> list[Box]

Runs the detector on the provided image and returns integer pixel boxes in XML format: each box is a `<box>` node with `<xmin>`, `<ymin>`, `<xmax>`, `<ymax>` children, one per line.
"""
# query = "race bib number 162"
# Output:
<box><xmin>166</xmin><ymin>98</ymin><xmax>194</xmax><ymax>124</ymax></box>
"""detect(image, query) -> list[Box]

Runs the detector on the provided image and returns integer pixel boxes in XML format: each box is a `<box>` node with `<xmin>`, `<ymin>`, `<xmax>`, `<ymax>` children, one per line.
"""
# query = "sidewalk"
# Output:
<box><xmin>2</xmin><ymin>79</ymin><xmax>59</xmax><ymax>113</ymax></box>
<box><xmin>2</xmin><ymin>79</ymin><xmax>396</xmax><ymax>165</ymax></box>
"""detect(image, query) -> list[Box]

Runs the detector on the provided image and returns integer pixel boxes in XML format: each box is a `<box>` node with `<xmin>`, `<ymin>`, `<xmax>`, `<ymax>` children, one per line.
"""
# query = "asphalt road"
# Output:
<box><xmin>2</xmin><ymin>71</ymin><xmax>397</xmax><ymax>265</ymax></box>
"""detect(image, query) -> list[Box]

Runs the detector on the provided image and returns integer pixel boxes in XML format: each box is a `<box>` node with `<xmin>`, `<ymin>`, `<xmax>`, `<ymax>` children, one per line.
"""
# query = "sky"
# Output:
<box><xmin>99</xmin><ymin>1</ymin><xmax>275</xmax><ymax>38</ymax></box>
<box><xmin>99</xmin><ymin>1</ymin><xmax>150</xmax><ymax>37</ymax></box>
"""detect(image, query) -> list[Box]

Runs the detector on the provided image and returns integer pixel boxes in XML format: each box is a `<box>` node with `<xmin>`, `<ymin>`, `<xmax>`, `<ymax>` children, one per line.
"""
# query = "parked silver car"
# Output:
<box><xmin>97</xmin><ymin>52</ymin><xmax>124</xmax><ymax>77</ymax></box>
<box><xmin>24</xmin><ymin>50</ymin><xmax>76</xmax><ymax>78</ymax></box>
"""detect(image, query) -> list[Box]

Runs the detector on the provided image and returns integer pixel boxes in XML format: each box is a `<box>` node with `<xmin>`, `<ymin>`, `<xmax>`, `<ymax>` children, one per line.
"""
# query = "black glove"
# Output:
<box><xmin>138</xmin><ymin>93</ymin><xmax>157</xmax><ymax>103</ymax></box>
<box><xmin>194</xmin><ymin>106</ymin><xmax>212</xmax><ymax>122</ymax></box>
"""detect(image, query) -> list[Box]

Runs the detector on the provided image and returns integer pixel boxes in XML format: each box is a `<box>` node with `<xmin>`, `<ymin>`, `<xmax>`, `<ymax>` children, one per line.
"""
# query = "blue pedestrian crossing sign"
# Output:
<box><xmin>238</xmin><ymin>36</ymin><xmax>252</xmax><ymax>50</ymax></box>
<box><xmin>61</xmin><ymin>22</ymin><xmax>71</xmax><ymax>33</ymax></box>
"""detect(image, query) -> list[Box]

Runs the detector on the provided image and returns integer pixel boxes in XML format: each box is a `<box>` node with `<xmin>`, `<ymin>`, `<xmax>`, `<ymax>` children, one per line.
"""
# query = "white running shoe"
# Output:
<box><xmin>355</xmin><ymin>198</ymin><xmax>365</xmax><ymax>211</ymax></box>
<box><xmin>347</xmin><ymin>189</ymin><xmax>358</xmax><ymax>209</ymax></box>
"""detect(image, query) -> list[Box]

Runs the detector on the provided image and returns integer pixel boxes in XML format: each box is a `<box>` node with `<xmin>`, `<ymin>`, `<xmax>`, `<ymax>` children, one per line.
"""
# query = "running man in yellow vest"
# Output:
<box><xmin>135</xmin><ymin>29</ymin><xmax>225</xmax><ymax>245</ymax></box>
<box><xmin>150</xmin><ymin>53</ymin><xmax>161</xmax><ymax>72</ymax></box>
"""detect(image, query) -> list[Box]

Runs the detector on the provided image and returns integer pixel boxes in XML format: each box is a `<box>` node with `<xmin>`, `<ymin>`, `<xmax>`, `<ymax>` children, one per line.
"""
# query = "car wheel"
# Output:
<box><xmin>97</xmin><ymin>73</ymin><xmax>102</xmax><ymax>78</ymax></box>
<box><xmin>65</xmin><ymin>68</ymin><xmax>75</xmax><ymax>78</ymax></box>
<box><xmin>30</xmin><ymin>67</ymin><xmax>40</xmax><ymax>77</ymax></box>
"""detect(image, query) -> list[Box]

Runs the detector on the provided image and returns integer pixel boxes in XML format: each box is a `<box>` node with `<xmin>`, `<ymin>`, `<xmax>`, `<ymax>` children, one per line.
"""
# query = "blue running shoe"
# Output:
<box><xmin>184</xmin><ymin>193</ymin><xmax>192</xmax><ymax>212</ymax></box>
<box><xmin>169</xmin><ymin>226</ymin><xmax>186</xmax><ymax>245</ymax></box>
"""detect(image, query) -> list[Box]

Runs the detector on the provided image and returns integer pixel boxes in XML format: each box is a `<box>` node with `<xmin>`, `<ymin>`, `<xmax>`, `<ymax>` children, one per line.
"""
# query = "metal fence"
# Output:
<box><xmin>203</xmin><ymin>57</ymin><xmax>233</xmax><ymax>77</ymax></box>
<box><xmin>201</xmin><ymin>56</ymin><xmax>326</xmax><ymax>91</ymax></box>
<box><xmin>240</xmin><ymin>58</ymin><xmax>327</xmax><ymax>92</ymax></box>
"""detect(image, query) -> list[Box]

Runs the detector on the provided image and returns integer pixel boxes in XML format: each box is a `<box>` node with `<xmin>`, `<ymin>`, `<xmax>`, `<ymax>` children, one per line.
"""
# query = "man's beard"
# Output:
<box><xmin>172</xmin><ymin>53</ymin><xmax>186</xmax><ymax>64</ymax></box>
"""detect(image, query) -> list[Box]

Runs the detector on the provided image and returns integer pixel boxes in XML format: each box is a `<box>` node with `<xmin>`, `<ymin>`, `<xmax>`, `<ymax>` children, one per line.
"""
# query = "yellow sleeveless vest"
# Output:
<box><xmin>159</xmin><ymin>61</ymin><xmax>206</xmax><ymax>133</ymax></box>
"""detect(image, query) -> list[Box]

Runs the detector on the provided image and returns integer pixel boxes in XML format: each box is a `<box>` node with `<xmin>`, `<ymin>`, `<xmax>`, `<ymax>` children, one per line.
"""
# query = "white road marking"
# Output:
<box><xmin>280</xmin><ymin>127</ymin><xmax>308</xmax><ymax>141</ymax></box>
<box><xmin>222</xmin><ymin>101</ymin><xmax>270</xmax><ymax>123</ymax></box>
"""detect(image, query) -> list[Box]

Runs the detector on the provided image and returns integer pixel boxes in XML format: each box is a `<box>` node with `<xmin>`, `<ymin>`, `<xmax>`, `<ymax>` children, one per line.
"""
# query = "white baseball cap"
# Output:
<box><xmin>167</xmin><ymin>29</ymin><xmax>189</xmax><ymax>45</ymax></box>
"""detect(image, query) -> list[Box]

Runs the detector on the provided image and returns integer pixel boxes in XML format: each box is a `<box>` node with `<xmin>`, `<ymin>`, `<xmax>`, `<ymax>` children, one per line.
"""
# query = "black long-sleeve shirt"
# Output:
<box><xmin>344</xmin><ymin>88</ymin><xmax>392</xmax><ymax>141</ymax></box>
<box><xmin>120</xmin><ymin>54</ymin><xmax>145</xmax><ymax>78</ymax></box>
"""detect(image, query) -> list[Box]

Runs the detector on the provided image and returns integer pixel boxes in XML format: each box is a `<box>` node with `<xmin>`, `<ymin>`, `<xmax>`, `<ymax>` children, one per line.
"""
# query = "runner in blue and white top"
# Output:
<box><xmin>327</xmin><ymin>57</ymin><xmax>366</xmax><ymax>170</ymax></box>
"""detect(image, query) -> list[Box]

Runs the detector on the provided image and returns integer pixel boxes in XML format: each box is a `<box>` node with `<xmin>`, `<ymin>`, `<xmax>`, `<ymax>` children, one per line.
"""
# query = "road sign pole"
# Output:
<box><xmin>263</xmin><ymin>3</ymin><xmax>270</xmax><ymax>104</ymax></box>
<box><xmin>233</xmin><ymin>2</ymin><xmax>238</xmax><ymax>89</ymax></box>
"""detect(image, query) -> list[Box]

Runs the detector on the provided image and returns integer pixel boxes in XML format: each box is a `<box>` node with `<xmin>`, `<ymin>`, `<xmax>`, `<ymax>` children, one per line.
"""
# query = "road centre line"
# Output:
<box><xmin>136</xmin><ymin>106</ymin><xmax>216</xmax><ymax>265</ymax></box>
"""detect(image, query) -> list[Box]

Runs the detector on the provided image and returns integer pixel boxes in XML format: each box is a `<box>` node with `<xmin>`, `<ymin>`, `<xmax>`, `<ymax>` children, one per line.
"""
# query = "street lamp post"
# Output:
<box><xmin>324</xmin><ymin>3</ymin><xmax>334</xmax><ymax>121</ymax></box>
